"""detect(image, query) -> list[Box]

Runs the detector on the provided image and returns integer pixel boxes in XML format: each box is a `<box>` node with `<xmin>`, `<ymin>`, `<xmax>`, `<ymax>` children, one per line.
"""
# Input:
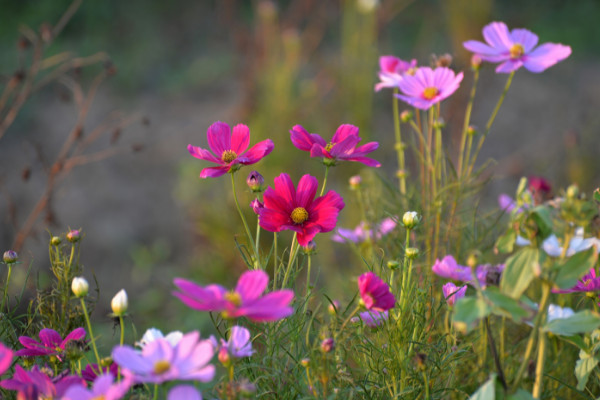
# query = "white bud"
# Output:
<box><xmin>111</xmin><ymin>289</ymin><xmax>128</xmax><ymax>316</ymax></box>
<box><xmin>71</xmin><ymin>277</ymin><xmax>89</xmax><ymax>298</ymax></box>
<box><xmin>402</xmin><ymin>211</ymin><xmax>421</xmax><ymax>229</ymax></box>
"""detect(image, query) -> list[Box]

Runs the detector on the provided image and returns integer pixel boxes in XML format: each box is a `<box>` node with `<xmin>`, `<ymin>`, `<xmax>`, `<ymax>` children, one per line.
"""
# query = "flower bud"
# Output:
<box><xmin>467</xmin><ymin>125</ymin><xmax>477</xmax><ymax>136</ymax></box>
<box><xmin>300</xmin><ymin>358</ymin><xmax>310</xmax><ymax>367</ymax></box>
<box><xmin>466</xmin><ymin>251</ymin><xmax>480</xmax><ymax>269</ymax></box>
<box><xmin>400</xmin><ymin>110</ymin><xmax>413</xmax><ymax>123</ymax></box>
<box><xmin>471</xmin><ymin>55</ymin><xmax>482</xmax><ymax>70</ymax></box>
<box><xmin>246</xmin><ymin>171</ymin><xmax>264</xmax><ymax>192</ymax></box>
<box><xmin>405</xmin><ymin>247</ymin><xmax>419</xmax><ymax>259</ymax></box>
<box><xmin>303</xmin><ymin>240</ymin><xmax>316</xmax><ymax>255</ymax></box>
<box><xmin>66</xmin><ymin>230</ymin><xmax>81</xmax><ymax>243</ymax></box>
<box><xmin>71</xmin><ymin>277</ymin><xmax>89</xmax><ymax>298</ymax></box>
<box><xmin>238</xmin><ymin>379</ymin><xmax>257</xmax><ymax>398</ymax></box>
<box><xmin>50</xmin><ymin>236</ymin><xmax>62</xmax><ymax>246</ymax></box>
<box><xmin>402</xmin><ymin>211</ymin><xmax>420</xmax><ymax>229</ymax></box>
<box><xmin>3</xmin><ymin>250</ymin><xmax>18</xmax><ymax>264</ymax></box>
<box><xmin>320</xmin><ymin>338</ymin><xmax>335</xmax><ymax>353</ymax></box>
<box><xmin>387</xmin><ymin>260</ymin><xmax>400</xmax><ymax>270</ymax></box>
<box><xmin>100</xmin><ymin>357</ymin><xmax>113</xmax><ymax>368</ymax></box>
<box><xmin>250</xmin><ymin>198</ymin><xmax>264</xmax><ymax>215</ymax></box>
<box><xmin>566</xmin><ymin>184</ymin><xmax>579</xmax><ymax>199</ymax></box>
<box><xmin>396</xmin><ymin>169</ymin><xmax>407</xmax><ymax>178</ymax></box>
<box><xmin>433</xmin><ymin>118</ymin><xmax>445</xmax><ymax>130</ymax></box>
<box><xmin>349</xmin><ymin>175</ymin><xmax>361</xmax><ymax>190</ymax></box>
<box><xmin>111</xmin><ymin>289</ymin><xmax>128</xmax><ymax>316</ymax></box>
<box><xmin>218</xmin><ymin>346</ymin><xmax>230</xmax><ymax>366</ymax></box>
<box><xmin>328</xmin><ymin>301</ymin><xmax>340</xmax><ymax>315</ymax></box>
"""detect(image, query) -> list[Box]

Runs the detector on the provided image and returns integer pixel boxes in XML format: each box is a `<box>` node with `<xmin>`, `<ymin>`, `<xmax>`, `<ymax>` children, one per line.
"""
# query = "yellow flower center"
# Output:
<box><xmin>406</xmin><ymin>67</ymin><xmax>416</xmax><ymax>76</ymax></box>
<box><xmin>509</xmin><ymin>43</ymin><xmax>524</xmax><ymax>59</ymax></box>
<box><xmin>224</xmin><ymin>291</ymin><xmax>242</xmax><ymax>306</ymax></box>
<box><xmin>91</xmin><ymin>396</ymin><xmax>106</xmax><ymax>400</ymax></box>
<box><xmin>221</xmin><ymin>150</ymin><xmax>238</xmax><ymax>163</ymax></box>
<box><xmin>291</xmin><ymin>207</ymin><xmax>309</xmax><ymax>224</ymax></box>
<box><xmin>422</xmin><ymin>87</ymin><xmax>439</xmax><ymax>100</ymax></box>
<box><xmin>153</xmin><ymin>360</ymin><xmax>171</xmax><ymax>375</ymax></box>
<box><xmin>325</xmin><ymin>142</ymin><xmax>334</xmax><ymax>152</ymax></box>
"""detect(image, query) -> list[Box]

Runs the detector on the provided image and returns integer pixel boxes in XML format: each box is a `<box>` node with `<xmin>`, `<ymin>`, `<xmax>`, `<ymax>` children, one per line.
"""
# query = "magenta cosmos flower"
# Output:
<box><xmin>173</xmin><ymin>270</ymin><xmax>294</xmax><ymax>322</ymax></box>
<box><xmin>187</xmin><ymin>121</ymin><xmax>274</xmax><ymax>178</ymax></box>
<box><xmin>442</xmin><ymin>282</ymin><xmax>467</xmax><ymax>307</ymax></box>
<box><xmin>290</xmin><ymin>124</ymin><xmax>380</xmax><ymax>167</ymax></box>
<box><xmin>358</xmin><ymin>310</ymin><xmax>389</xmax><ymax>327</ymax></box>
<box><xmin>358</xmin><ymin>272</ymin><xmax>395</xmax><ymax>312</ymax></box>
<box><xmin>62</xmin><ymin>373</ymin><xmax>133</xmax><ymax>400</ymax></box>
<box><xmin>0</xmin><ymin>342</ymin><xmax>13</xmax><ymax>376</ymax></box>
<box><xmin>112</xmin><ymin>331</ymin><xmax>215</xmax><ymax>384</ymax></box>
<box><xmin>0</xmin><ymin>365</ymin><xmax>84</xmax><ymax>399</ymax></box>
<box><xmin>431</xmin><ymin>256</ymin><xmax>473</xmax><ymax>282</ymax></box>
<box><xmin>258</xmin><ymin>173</ymin><xmax>345</xmax><ymax>246</ymax></box>
<box><xmin>554</xmin><ymin>269</ymin><xmax>600</xmax><ymax>294</ymax></box>
<box><xmin>463</xmin><ymin>21</ymin><xmax>571</xmax><ymax>73</ymax></box>
<box><xmin>375</xmin><ymin>55</ymin><xmax>417</xmax><ymax>92</ymax></box>
<box><xmin>395</xmin><ymin>66</ymin><xmax>463</xmax><ymax>110</ymax></box>
<box><xmin>16</xmin><ymin>327</ymin><xmax>85</xmax><ymax>360</ymax></box>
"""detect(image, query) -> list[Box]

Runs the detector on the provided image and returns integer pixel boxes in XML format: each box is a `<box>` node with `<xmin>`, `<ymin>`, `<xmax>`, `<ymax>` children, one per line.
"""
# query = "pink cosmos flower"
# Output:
<box><xmin>395</xmin><ymin>66</ymin><xmax>463</xmax><ymax>110</ymax></box>
<box><xmin>187</xmin><ymin>121</ymin><xmax>274</xmax><ymax>178</ymax></box>
<box><xmin>0</xmin><ymin>365</ymin><xmax>84</xmax><ymax>399</ymax></box>
<box><xmin>16</xmin><ymin>327</ymin><xmax>85</xmax><ymax>360</ymax></box>
<box><xmin>173</xmin><ymin>270</ymin><xmax>294</xmax><ymax>322</ymax></box>
<box><xmin>0</xmin><ymin>342</ymin><xmax>14</xmax><ymax>376</ymax></box>
<box><xmin>442</xmin><ymin>282</ymin><xmax>467</xmax><ymax>307</ymax></box>
<box><xmin>358</xmin><ymin>310</ymin><xmax>389</xmax><ymax>327</ymax></box>
<box><xmin>62</xmin><ymin>373</ymin><xmax>133</xmax><ymax>400</ymax></box>
<box><xmin>112</xmin><ymin>331</ymin><xmax>215</xmax><ymax>384</ymax></box>
<box><xmin>463</xmin><ymin>21</ymin><xmax>571</xmax><ymax>73</ymax></box>
<box><xmin>375</xmin><ymin>55</ymin><xmax>417</xmax><ymax>92</ymax></box>
<box><xmin>554</xmin><ymin>269</ymin><xmax>600</xmax><ymax>294</ymax></box>
<box><xmin>332</xmin><ymin>217</ymin><xmax>397</xmax><ymax>243</ymax></box>
<box><xmin>290</xmin><ymin>124</ymin><xmax>380</xmax><ymax>167</ymax></box>
<box><xmin>432</xmin><ymin>256</ymin><xmax>473</xmax><ymax>282</ymax></box>
<box><xmin>358</xmin><ymin>272</ymin><xmax>395</xmax><ymax>312</ymax></box>
<box><xmin>258</xmin><ymin>173</ymin><xmax>345</xmax><ymax>246</ymax></box>
<box><xmin>220</xmin><ymin>326</ymin><xmax>254</xmax><ymax>358</ymax></box>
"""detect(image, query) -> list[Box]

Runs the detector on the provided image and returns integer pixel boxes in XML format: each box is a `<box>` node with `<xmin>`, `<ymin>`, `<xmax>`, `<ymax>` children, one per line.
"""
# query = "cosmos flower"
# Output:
<box><xmin>442</xmin><ymin>282</ymin><xmax>467</xmax><ymax>307</ymax></box>
<box><xmin>0</xmin><ymin>342</ymin><xmax>13</xmax><ymax>376</ymax></box>
<box><xmin>112</xmin><ymin>331</ymin><xmax>215</xmax><ymax>384</ymax></box>
<box><xmin>16</xmin><ymin>328</ymin><xmax>86</xmax><ymax>360</ymax></box>
<box><xmin>0</xmin><ymin>365</ymin><xmax>84</xmax><ymax>399</ymax></box>
<box><xmin>395</xmin><ymin>66</ymin><xmax>463</xmax><ymax>110</ymax></box>
<box><xmin>62</xmin><ymin>373</ymin><xmax>132</xmax><ymax>400</ymax></box>
<box><xmin>463</xmin><ymin>21</ymin><xmax>571</xmax><ymax>73</ymax></box>
<box><xmin>553</xmin><ymin>269</ymin><xmax>600</xmax><ymax>294</ymax></box>
<box><xmin>81</xmin><ymin>363</ymin><xmax>120</xmax><ymax>383</ymax></box>
<box><xmin>219</xmin><ymin>326</ymin><xmax>254</xmax><ymax>358</ymax></box>
<box><xmin>168</xmin><ymin>385</ymin><xmax>203</xmax><ymax>400</ymax></box>
<box><xmin>136</xmin><ymin>328</ymin><xmax>183</xmax><ymax>349</ymax></box>
<box><xmin>374</xmin><ymin>55</ymin><xmax>417</xmax><ymax>92</ymax></box>
<box><xmin>258</xmin><ymin>173</ymin><xmax>345</xmax><ymax>246</ymax></box>
<box><xmin>173</xmin><ymin>270</ymin><xmax>294</xmax><ymax>322</ymax></box>
<box><xmin>358</xmin><ymin>272</ymin><xmax>395</xmax><ymax>312</ymax></box>
<box><xmin>332</xmin><ymin>217</ymin><xmax>397</xmax><ymax>243</ymax></box>
<box><xmin>358</xmin><ymin>310</ymin><xmax>389</xmax><ymax>327</ymax></box>
<box><xmin>188</xmin><ymin>121</ymin><xmax>274</xmax><ymax>178</ymax></box>
<box><xmin>431</xmin><ymin>256</ymin><xmax>473</xmax><ymax>282</ymax></box>
<box><xmin>290</xmin><ymin>124</ymin><xmax>380</xmax><ymax>167</ymax></box>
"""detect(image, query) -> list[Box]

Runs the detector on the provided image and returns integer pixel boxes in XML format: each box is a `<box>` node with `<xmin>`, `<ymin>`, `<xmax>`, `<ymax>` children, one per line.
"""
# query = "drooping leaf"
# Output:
<box><xmin>452</xmin><ymin>297</ymin><xmax>490</xmax><ymax>333</ymax></box>
<box><xmin>470</xmin><ymin>374</ymin><xmax>498</xmax><ymax>400</ymax></box>
<box><xmin>529</xmin><ymin>205</ymin><xmax>553</xmax><ymax>239</ymax></box>
<box><xmin>575</xmin><ymin>354</ymin><xmax>599</xmax><ymax>391</ymax></box>
<box><xmin>495</xmin><ymin>228</ymin><xmax>516</xmax><ymax>254</ymax></box>
<box><xmin>500</xmin><ymin>247</ymin><xmax>540</xmax><ymax>299</ymax></box>
<box><xmin>506</xmin><ymin>389</ymin><xmax>534</xmax><ymax>400</ymax></box>
<box><xmin>484</xmin><ymin>287</ymin><xmax>530</xmax><ymax>322</ymax></box>
<box><xmin>553</xmin><ymin>247</ymin><xmax>598</xmax><ymax>289</ymax></box>
<box><xmin>544</xmin><ymin>311</ymin><xmax>600</xmax><ymax>336</ymax></box>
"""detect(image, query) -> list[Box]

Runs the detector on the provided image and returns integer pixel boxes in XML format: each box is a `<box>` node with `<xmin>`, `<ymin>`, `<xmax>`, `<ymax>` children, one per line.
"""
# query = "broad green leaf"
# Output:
<box><xmin>507</xmin><ymin>389</ymin><xmax>534</xmax><ymax>400</ymax></box>
<box><xmin>529</xmin><ymin>205</ymin><xmax>553</xmax><ymax>239</ymax></box>
<box><xmin>484</xmin><ymin>287</ymin><xmax>529</xmax><ymax>322</ymax></box>
<box><xmin>495</xmin><ymin>228</ymin><xmax>516</xmax><ymax>254</ymax></box>
<box><xmin>575</xmin><ymin>354</ymin><xmax>599</xmax><ymax>391</ymax></box>
<box><xmin>554</xmin><ymin>247</ymin><xmax>598</xmax><ymax>289</ymax></box>
<box><xmin>500</xmin><ymin>247</ymin><xmax>539</xmax><ymax>299</ymax></box>
<box><xmin>470</xmin><ymin>374</ymin><xmax>497</xmax><ymax>400</ymax></box>
<box><xmin>558</xmin><ymin>335</ymin><xmax>588</xmax><ymax>351</ymax></box>
<box><xmin>452</xmin><ymin>297</ymin><xmax>490</xmax><ymax>333</ymax></box>
<box><xmin>544</xmin><ymin>311</ymin><xmax>600</xmax><ymax>336</ymax></box>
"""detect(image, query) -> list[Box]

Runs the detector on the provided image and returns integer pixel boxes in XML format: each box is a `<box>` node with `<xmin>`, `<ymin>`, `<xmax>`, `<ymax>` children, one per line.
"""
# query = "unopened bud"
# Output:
<box><xmin>387</xmin><ymin>260</ymin><xmax>400</xmax><ymax>270</ymax></box>
<box><xmin>414</xmin><ymin>353</ymin><xmax>427</xmax><ymax>370</ymax></box>
<box><xmin>50</xmin><ymin>236</ymin><xmax>61</xmax><ymax>246</ymax></box>
<box><xmin>303</xmin><ymin>240</ymin><xmax>316</xmax><ymax>255</ymax></box>
<box><xmin>218</xmin><ymin>346</ymin><xmax>230</xmax><ymax>366</ymax></box>
<box><xmin>471</xmin><ymin>55</ymin><xmax>482</xmax><ymax>70</ymax></box>
<box><xmin>434</xmin><ymin>53</ymin><xmax>452</xmax><ymax>68</ymax></box>
<box><xmin>300</xmin><ymin>358</ymin><xmax>310</xmax><ymax>367</ymax></box>
<box><xmin>402</xmin><ymin>211</ymin><xmax>421</xmax><ymax>229</ymax></box>
<box><xmin>396</xmin><ymin>169</ymin><xmax>407</xmax><ymax>178</ymax></box>
<box><xmin>328</xmin><ymin>301</ymin><xmax>340</xmax><ymax>315</ymax></box>
<box><xmin>100</xmin><ymin>357</ymin><xmax>113</xmax><ymax>368</ymax></box>
<box><xmin>238</xmin><ymin>379</ymin><xmax>257</xmax><ymax>398</ymax></box>
<box><xmin>246</xmin><ymin>171</ymin><xmax>264</xmax><ymax>192</ymax></box>
<box><xmin>71</xmin><ymin>277</ymin><xmax>89</xmax><ymax>298</ymax></box>
<box><xmin>405</xmin><ymin>247</ymin><xmax>419</xmax><ymax>259</ymax></box>
<box><xmin>66</xmin><ymin>230</ymin><xmax>81</xmax><ymax>243</ymax></box>
<box><xmin>111</xmin><ymin>289</ymin><xmax>128</xmax><ymax>316</ymax></box>
<box><xmin>466</xmin><ymin>251</ymin><xmax>480</xmax><ymax>269</ymax></box>
<box><xmin>250</xmin><ymin>198</ymin><xmax>264</xmax><ymax>215</ymax></box>
<box><xmin>566</xmin><ymin>184</ymin><xmax>579</xmax><ymax>199</ymax></box>
<box><xmin>349</xmin><ymin>175</ymin><xmax>361</xmax><ymax>190</ymax></box>
<box><xmin>320</xmin><ymin>338</ymin><xmax>335</xmax><ymax>353</ymax></box>
<box><xmin>3</xmin><ymin>250</ymin><xmax>18</xmax><ymax>264</ymax></box>
<box><xmin>467</xmin><ymin>125</ymin><xmax>477</xmax><ymax>136</ymax></box>
<box><xmin>433</xmin><ymin>118</ymin><xmax>445</xmax><ymax>130</ymax></box>
<box><xmin>400</xmin><ymin>110</ymin><xmax>413</xmax><ymax>123</ymax></box>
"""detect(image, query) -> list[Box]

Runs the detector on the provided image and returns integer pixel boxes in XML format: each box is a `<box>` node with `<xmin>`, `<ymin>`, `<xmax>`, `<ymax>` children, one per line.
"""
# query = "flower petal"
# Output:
<box><xmin>273</xmin><ymin>173</ymin><xmax>297</xmax><ymax>206</ymax></box>
<box><xmin>495</xmin><ymin>59</ymin><xmax>523</xmax><ymax>73</ymax></box>
<box><xmin>238</xmin><ymin>290</ymin><xmax>294</xmax><ymax>322</ymax></box>
<box><xmin>187</xmin><ymin>145</ymin><xmax>220</xmax><ymax>164</ymax></box>
<box><xmin>295</xmin><ymin>175</ymin><xmax>318</xmax><ymax>209</ymax></box>
<box><xmin>235</xmin><ymin>270</ymin><xmax>269</xmax><ymax>302</ymax></box>
<box><xmin>61</xmin><ymin>327</ymin><xmax>86</xmax><ymax>349</ymax></box>
<box><xmin>523</xmin><ymin>43</ymin><xmax>571</xmax><ymax>73</ymax></box>
<box><xmin>199</xmin><ymin>166</ymin><xmax>230</xmax><ymax>179</ymax></box>
<box><xmin>331</xmin><ymin>124</ymin><xmax>360</xmax><ymax>144</ymax></box>
<box><xmin>510</xmin><ymin>28</ymin><xmax>538</xmax><ymax>52</ymax></box>
<box><xmin>290</xmin><ymin>125</ymin><xmax>318</xmax><ymax>152</ymax></box>
<box><xmin>39</xmin><ymin>329</ymin><xmax>62</xmax><ymax>347</ymax></box>
<box><xmin>206</xmin><ymin>121</ymin><xmax>231</xmax><ymax>156</ymax></box>
<box><xmin>482</xmin><ymin>21</ymin><xmax>512</xmax><ymax>51</ymax></box>
<box><xmin>230</xmin><ymin>124</ymin><xmax>250</xmax><ymax>154</ymax></box>
<box><xmin>239</xmin><ymin>139</ymin><xmax>274</xmax><ymax>164</ymax></box>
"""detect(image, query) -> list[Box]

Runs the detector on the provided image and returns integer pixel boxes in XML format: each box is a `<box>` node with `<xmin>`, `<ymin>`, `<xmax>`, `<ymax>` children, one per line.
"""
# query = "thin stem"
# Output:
<box><xmin>320</xmin><ymin>165</ymin><xmax>330</xmax><ymax>196</ymax></box>
<box><xmin>457</xmin><ymin>69</ymin><xmax>479</xmax><ymax>178</ymax></box>
<box><xmin>230</xmin><ymin>172</ymin><xmax>260</xmax><ymax>269</ymax></box>
<box><xmin>80</xmin><ymin>298</ymin><xmax>102</xmax><ymax>367</ymax></box>
<box><xmin>153</xmin><ymin>384</ymin><xmax>159</xmax><ymax>400</ymax></box>
<box><xmin>273</xmin><ymin>233</ymin><xmax>278</xmax><ymax>289</ymax></box>
<box><xmin>422</xmin><ymin>370</ymin><xmax>430</xmax><ymax>400</ymax></box>
<box><xmin>392</xmin><ymin>89</ymin><xmax>406</xmax><ymax>196</ymax></box>
<box><xmin>399</xmin><ymin>228</ymin><xmax>412</xmax><ymax>314</ymax></box>
<box><xmin>281</xmin><ymin>233</ymin><xmax>299</xmax><ymax>289</ymax></box>
<box><xmin>1</xmin><ymin>265</ymin><xmax>12</xmax><ymax>312</ymax></box>
<box><xmin>337</xmin><ymin>305</ymin><xmax>361</xmax><ymax>336</ymax></box>
<box><xmin>533</xmin><ymin>283</ymin><xmax>551</xmax><ymax>398</ymax></box>
<box><xmin>305</xmin><ymin>255</ymin><xmax>312</xmax><ymax>299</ymax></box>
<box><xmin>485</xmin><ymin>317</ymin><xmax>507</xmax><ymax>389</ymax></box>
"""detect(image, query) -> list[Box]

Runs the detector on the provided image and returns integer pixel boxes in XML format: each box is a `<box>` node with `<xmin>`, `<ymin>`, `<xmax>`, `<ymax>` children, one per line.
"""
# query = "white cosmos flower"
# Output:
<box><xmin>136</xmin><ymin>327</ymin><xmax>183</xmax><ymax>348</ymax></box>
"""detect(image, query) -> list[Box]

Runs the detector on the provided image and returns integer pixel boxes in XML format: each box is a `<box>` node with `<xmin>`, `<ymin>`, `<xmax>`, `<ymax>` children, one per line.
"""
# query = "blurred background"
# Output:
<box><xmin>1</xmin><ymin>0</ymin><xmax>599</xmax><ymax>344</ymax></box>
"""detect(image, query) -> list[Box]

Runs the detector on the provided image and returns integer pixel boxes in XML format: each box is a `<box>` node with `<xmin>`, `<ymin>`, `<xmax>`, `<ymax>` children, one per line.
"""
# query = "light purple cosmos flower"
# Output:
<box><xmin>290</xmin><ymin>124</ymin><xmax>380</xmax><ymax>167</ymax></box>
<box><xmin>395</xmin><ymin>66</ymin><xmax>463</xmax><ymax>110</ymax></box>
<box><xmin>358</xmin><ymin>310</ymin><xmax>389</xmax><ymax>327</ymax></box>
<box><xmin>498</xmin><ymin>193</ymin><xmax>523</xmax><ymax>213</ymax></box>
<box><xmin>553</xmin><ymin>269</ymin><xmax>600</xmax><ymax>294</ymax></box>
<box><xmin>136</xmin><ymin>328</ymin><xmax>183</xmax><ymax>349</ymax></box>
<box><xmin>442</xmin><ymin>282</ymin><xmax>467</xmax><ymax>307</ymax></box>
<box><xmin>0</xmin><ymin>365</ymin><xmax>84</xmax><ymax>399</ymax></box>
<box><xmin>112</xmin><ymin>331</ymin><xmax>215</xmax><ymax>384</ymax></box>
<box><xmin>0</xmin><ymin>342</ymin><xmax>13</xmax><ymax>376</ymax></box>
<box><xmin>187</xmin><ymin>121</ymin><xmax>274</xmax><ymax>178</ymax></box>
<box><xmin>220</xmin><ymin>326</ymin><xmax>254</xmax><ymax>358</ymax></box>
<box><xmin>375</xmin><ymin>55</ymin><xmax>417</xmax><ymax>92</ymax></box>
<box><xmin>16</xmin><ymin>327</ymin><xmax>86</xmax><ymax>360</ymax></box>
<box><xmin>168</xmin><ymin>385</ymin><xmax>203</xmax><ymax>400</ymax></box>
<box><xmin>332</xmin><ymin>217</ymin><xmax>397</xmax><ymax>243</ymax></box>
<box><xmin>432</xmin><ymin>256</ymin><xmax>473</xmax><ymax>282</ymax></box>
<box><xmin>358</xmin><ymin>272</ymin><xmax>395</xmax><ymax>312</ymax></box>
<box><xmin>62</xmin><ymin>373</ymin><xmax>132</xmax><ymax>400</ymax></box>
<box><xmin>173</xmin><ymin>270</ymin><xmax>294</xmax><ymax>322</ymax></box>
<box><xmin>463</xmin><ymin>21</ymin><xmax>571</xmax><ymax>73</ymax></box>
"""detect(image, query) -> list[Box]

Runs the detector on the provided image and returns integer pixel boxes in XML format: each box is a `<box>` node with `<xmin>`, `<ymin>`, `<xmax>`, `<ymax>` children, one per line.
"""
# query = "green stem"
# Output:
<box><xmin>230</xmin><ymin>172</ymin><xmax>260</xmax><ymax>269</ymax></box>
<box><xmin>399</xmin><ymin>228</ymin><xmax>412</xmax><ymax>314</ymax></box>
<box><xmin>320</xmin><ymin>165</ymin><xmax>330</xmax><ymax>196</ymax></box>
<box><xmin>532</xmin><ymin>324</ymin><xmax>547</xmax><ymax>399</ymax></box>
<box><xmin>1</xmin><ymin>265</ymin><xmax>12</xmax><ymax>312</ymax></box>
<box><xmin>457</xmin><ymin>69</ymin><xmax>479</xmax><ymax>178</ymax></box>
<box><xmin>273</xmin><ymin>232</ymin><xmax>278</xmax><ymax>289</ymax></box>
<box><xmin>305</xmin><ymin>254</ymin><xmax>312</xmax><ymax>299</ymax></box>
<box><xmin>422</xmin><ymin>370</ymin><xmax>430</xmax><ymax>400</ymax></box>
<box><xmin>80</xmin><ymin>298</ymin><xmax>102</xmax><ymax>367</ymax></box>
<box><xmin>281</xmin><ymin>233</ymin><xmax>299</xmax><ymax>289</ymax></box>
<box><xmin>392</xmin><ymin>89</ymin><xmax>406</xmax><ymax>196</ymax></box>
<box><xmin>337</xmin><ymin>304</ymin><xmax>361</xmax><ymax>336</ymax></box>
<box><xmin>467</xmin><ymin>71</ymin><xmax>515</xmax><ymax>176</ymax></box>
<box><xmin>153</xmin><ymin>384</ymin><xmax>159</xmax><ymax>400</ymax></box>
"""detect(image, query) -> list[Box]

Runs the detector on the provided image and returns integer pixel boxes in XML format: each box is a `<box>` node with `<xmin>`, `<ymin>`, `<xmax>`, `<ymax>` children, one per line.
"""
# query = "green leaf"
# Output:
<box><xmin>558</xmin><ymin>335</ymin><xmax>588</xmax><ymax>351</ymax></box>
<box><xmin>554</xmin><ymin>247</ymin><xmax>598</xmax><ymax>289</ymax></box>
<box><xmin>452</xmin><ymin>297</ymin><xmax>490</xmax><ymax>333</ymax></box>
<box><xmin>470</xmin><ymin>374</ymin><xmax>498</xmax><ymax>400</ymax></box>
<box><xmin>575</xmin><ymin>354</ymin><xmax>599</xmax><ymax>391</ymax></box>
<box><xmin>495</xmin><ymin>228</ymin><xmax>516</xmax><ymax>254</ymax></box>
<box><xmin>484</xmin><ymin>287</ymin><xmax>529</xmax><ymax>322</ymax></box>
<box><xmin>500</xmin><ymin>247</ymin><xmax>540</xmax><ymax>299</ymax></box>
<box><xmin>593</xmin><ymin>188</ymin><xmax>600</xmax><ymax>204</ymax></box>
<box><xmin>507</xmin><ymin>389</ymin><xmax>534</xmax><ymax>400</ymax></box>
<box><xmin>544</xmin><ymin>311</ymin><xmax>600</xmax><ymax>336</ymax></box>
<box><xmin>529</xmin><ymin>205</ymin><xmax>553</xmax><ymax>239</ymax></box>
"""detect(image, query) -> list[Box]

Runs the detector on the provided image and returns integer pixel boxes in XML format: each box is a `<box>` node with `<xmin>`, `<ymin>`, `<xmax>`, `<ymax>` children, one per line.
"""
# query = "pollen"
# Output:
<box><xmin>509</xmin><ymin>43</ymin><xmax>524</xmax><ymax>59</ymax></box>
<box><xmin>221</xmin><ymin>150</ymin><xmax>238</xmax><ymax>163</ymax></box>
<box><xmin>153</xmin><ymin>360</ymin><xmax>171</xmax><ymax>375</ymax></box>
<box><xmin>325</xmin><ymin>142</ymin><xmax>334</xmax><ymax>152</ymax></box>
<box><xmin>291</xmin><ymin>207</ymin><xmax>309</xmax><ymax>224</ymax></box>
<box><xmin>91</xmin><ymin>396</ymin><xmax>106</xmax><ymax>400</ymax></box>
<box><xmin>225</xmin><ymin>291</ymin><xmax>242</xmax><ymax>306</ymax></box>
<box><xmin>422</xmin><ymin>87</ymin><xmax>439</xmax><ymax>100</ymax></box>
